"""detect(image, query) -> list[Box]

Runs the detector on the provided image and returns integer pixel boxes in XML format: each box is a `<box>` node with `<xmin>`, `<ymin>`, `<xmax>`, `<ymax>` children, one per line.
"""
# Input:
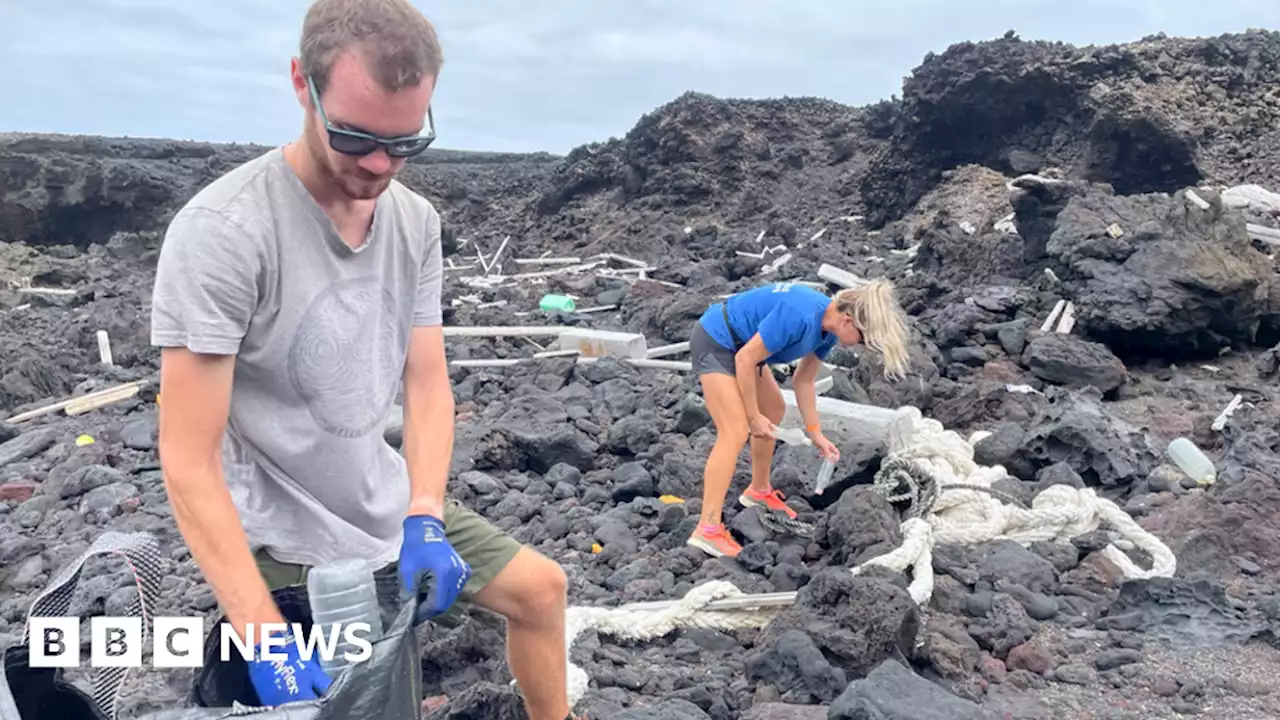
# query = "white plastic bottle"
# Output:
<box><xmin>772</xmin><ymin>426</ymin><xmax>812</xmax><ymax>447</ymax></box>
<box><xmin>1167</xmin><ymin>437</ymin><xmax>1216</xmax><ymax>486</ymax></box>
<box><xmin>306</xmin><ymin>558</ymin><xmax>384</xmax><ymax>678</ymax></box>
<box><xmin>814</xmin><ymin>457</ymin><xmax>837</xmax><ymax>494</ymax></box>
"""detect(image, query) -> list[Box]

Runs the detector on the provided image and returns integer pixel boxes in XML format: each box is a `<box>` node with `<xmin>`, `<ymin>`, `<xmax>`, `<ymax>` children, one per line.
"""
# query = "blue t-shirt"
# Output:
<box><xmin>699</xmin><ymin>282</ymin><xmax>836</xmax><ymax>364</ymax></box>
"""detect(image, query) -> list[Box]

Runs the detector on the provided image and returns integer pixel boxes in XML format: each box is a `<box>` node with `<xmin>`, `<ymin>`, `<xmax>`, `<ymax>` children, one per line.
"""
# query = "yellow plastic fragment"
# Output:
<box><xmin>75</xmin><ymin>434</ymin><xmax>95</xmax><ymax>446</ymax></box>
<box><xmin>591</xmin><ymin>543</ymin><xmax>603</xmax><ymax>554</ymax></box>
<box><xmin>658</xmin><ymin>495</ymin><xmax>684</xmax><ymax>504</ymax></box>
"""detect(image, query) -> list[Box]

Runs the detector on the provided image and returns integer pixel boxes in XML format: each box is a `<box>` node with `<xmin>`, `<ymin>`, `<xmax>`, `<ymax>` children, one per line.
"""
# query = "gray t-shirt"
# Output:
<box><xmin>150</xmin><ymin>148</ymin><xmax>443</xmax><ymax>569</ymax></box>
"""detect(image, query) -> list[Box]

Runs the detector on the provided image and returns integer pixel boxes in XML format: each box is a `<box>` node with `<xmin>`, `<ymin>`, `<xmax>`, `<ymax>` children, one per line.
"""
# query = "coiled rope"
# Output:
<box><xmin>557</xmin><ymin>406</ymin><xmax>1177</xmax><ymax>708</ymax></box>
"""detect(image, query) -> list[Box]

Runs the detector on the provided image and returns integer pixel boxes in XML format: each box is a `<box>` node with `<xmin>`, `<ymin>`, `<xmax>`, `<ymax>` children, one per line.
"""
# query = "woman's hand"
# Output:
<box><xmin>810</xmin><ymin>432</ymin><xmax>840</xmax><ymax>462</ymax></box>
<box><xmin>748</xmin><ymin>413</ymin><xmax>776</xmax><ymax>438</ymax></box>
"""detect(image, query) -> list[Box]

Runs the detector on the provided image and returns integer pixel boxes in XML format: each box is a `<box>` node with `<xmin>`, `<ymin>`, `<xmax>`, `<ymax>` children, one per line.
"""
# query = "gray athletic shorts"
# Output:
<box><xmin>690</xmin><ymin>322</ymin><xmax>764</xmax><ymax>376</ymax></box>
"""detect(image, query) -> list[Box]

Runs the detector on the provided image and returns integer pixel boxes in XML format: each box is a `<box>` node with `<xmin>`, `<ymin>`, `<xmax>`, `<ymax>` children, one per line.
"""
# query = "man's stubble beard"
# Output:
<box><xmin>306</xmin><ymin>126</ymin><xmax>392</xmax><ymax>201</ymax></box>
<box><xmin>337</xmin><ymin>172</ymin><xmax>392</xmax><ymax>201</ymax></box>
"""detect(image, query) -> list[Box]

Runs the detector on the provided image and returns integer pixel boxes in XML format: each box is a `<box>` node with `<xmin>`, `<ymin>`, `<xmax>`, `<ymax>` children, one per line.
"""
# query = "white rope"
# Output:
<box><xmin>853</xmin><ymin>407</ymin><xmax>1176</xmax><ymax>604</ymax></box>
<box><xmin>562</xmin><ymin>580</ymin><xmax>775</xmax><ymax>704</ymax></box>
<box><xmin>555</xmin><ymin>406</ymin><xmax>1177</xmax><ymax>709</ymax></box>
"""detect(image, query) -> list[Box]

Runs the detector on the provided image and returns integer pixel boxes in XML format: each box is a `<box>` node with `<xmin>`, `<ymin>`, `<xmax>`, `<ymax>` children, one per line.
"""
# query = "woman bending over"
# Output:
<box><xmin>685</xmin><ymin>279</ymin><xmax>912</xmax><ymax>558</ymax></box>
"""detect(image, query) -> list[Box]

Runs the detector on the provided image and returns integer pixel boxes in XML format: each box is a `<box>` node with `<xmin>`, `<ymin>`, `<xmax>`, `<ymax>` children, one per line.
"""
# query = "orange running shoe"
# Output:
<box><xmin>739</xmin><ymin>487</ymin><xmax>798</xmax><ymax>519</ymax></box>
<box><xmin>687</xmin><ymin>523</ymin><xmax>743</xmax><ymax>558</ymax></box>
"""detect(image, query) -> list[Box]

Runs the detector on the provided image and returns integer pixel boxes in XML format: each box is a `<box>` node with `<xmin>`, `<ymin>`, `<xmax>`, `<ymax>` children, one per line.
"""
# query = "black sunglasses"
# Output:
<box><xmin>307</xmin><ymin>75</ymin><xmax>436</xmax><ymax>158</ymax></box>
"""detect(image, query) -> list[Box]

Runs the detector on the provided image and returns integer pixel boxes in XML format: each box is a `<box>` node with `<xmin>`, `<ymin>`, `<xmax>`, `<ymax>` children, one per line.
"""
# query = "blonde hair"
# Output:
<box><xmin>833</xmin><ymin>278</ymin><xmax>912</xmax><ymax>381</ymax></box>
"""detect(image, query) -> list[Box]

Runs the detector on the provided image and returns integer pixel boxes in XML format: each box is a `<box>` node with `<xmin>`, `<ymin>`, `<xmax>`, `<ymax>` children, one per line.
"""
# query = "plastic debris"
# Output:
<box><xmin>771</xmin><ymin>426</ymin><xmax>812</xmax><ymax>447</ymax></box>
<box><xmin>814</xmin><ymin>458</ymin><xmax>837</xmax><ymax>494</ymax></box>
<box><xmin>539</xmin><ymin>294</ymin><xmax>576</xmax><ymax>313</ymax></box>
<box><xmin>1168</xmin><ymin>437</ymin><xmax>1216</xmax><ymax>486</ymax></box>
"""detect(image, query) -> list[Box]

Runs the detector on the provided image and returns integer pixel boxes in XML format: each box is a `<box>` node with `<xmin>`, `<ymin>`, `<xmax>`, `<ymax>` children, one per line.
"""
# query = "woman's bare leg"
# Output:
<box><xmin>689</xmin><ymin>371</ymin><xmax>749</xmax><ymax>557</ymax></box>
<box><xmin>748</xmin><ymin>368</ymin><xmax>786</xmax><ymax>494</ymax></box>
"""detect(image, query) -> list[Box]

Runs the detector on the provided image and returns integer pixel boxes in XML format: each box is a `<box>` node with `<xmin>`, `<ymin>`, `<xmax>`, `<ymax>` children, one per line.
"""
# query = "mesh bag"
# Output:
<box><xmin>0</xmin><ymin>531</ymin><xmax>422</xmax><ymax>720</ymax></box>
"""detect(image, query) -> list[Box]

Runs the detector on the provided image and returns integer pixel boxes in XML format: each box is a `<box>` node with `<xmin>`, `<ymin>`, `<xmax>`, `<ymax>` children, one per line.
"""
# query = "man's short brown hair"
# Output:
<box><xmin>299</xmin><ymin>0</ymin><xmax>443</xmax><ymax>94</ymax></box>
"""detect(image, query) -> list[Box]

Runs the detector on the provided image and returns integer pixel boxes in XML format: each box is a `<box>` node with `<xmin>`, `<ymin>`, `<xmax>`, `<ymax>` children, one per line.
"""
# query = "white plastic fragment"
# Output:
<box><xmin>1246</xmin><ymin>223</ymin><xmax>1280</xmax><ymax>248</ymax></box>
<box><xmin>1223</xmin><ymin>184</ymin><xmax>1280</xmax><ymax>215</ymax></box>
<box><xmin>1040</xmin><ymin>299</ymin><xmax>1066</xmax><ymax>332</ymax></box>
<box><xmin>1055</xmin><ymin>302</ymin><xmax>1076</xmax><ymax>334</ymax></box>
<box><xmin>558</xmin><ymin>328</ymin><xmax>648</xmax><ymax>359</ymax></box>
<box><xmin>1211</xmin><ymin>394</ymin><xmax>1244</xmax><ymax>432</ymax></box>
<box><xmin>1185</xmin><ymin>189</ymin><xmax>1211</xmax><ymax>210</ymax></box>
<box><xmin>96</xmin><ymin>330</ymin><xmax>113</xmax><ymax>367</ymax></box>
<box><xmin>514</xmin><ymin>257</ymin><xmax>581</xmax><ymax>265</ymax></box>
<box><xmin>817</xmin><ymin>264</ymin><xmax>866</xmax><ymax>289</ymax></box>
<box><xmin>760</xmin><ymin>252</ymin><xmax>792</xmax><ymax>275</ymax></box>
<box><xmin>646</xmin><ymin>342</ymin><xmax>690</xmax><ymax>358</ymax></box>
<box><xmin>994</xmin><ymin>213</ymin><xmax>1018</xmax><ymax>234</ymax></box>
<box><xmin>484</xmin><ymin>235</ymin><xmax>510</xmax><ymax>274</ymax></box>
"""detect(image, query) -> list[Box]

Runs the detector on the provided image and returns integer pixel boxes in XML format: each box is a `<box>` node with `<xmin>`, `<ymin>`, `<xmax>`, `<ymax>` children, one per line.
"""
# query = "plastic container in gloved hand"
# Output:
<box><xmin>307</xmin><ymin>558</ymin><xmax>385</xmax><ymax>678</ymax></box>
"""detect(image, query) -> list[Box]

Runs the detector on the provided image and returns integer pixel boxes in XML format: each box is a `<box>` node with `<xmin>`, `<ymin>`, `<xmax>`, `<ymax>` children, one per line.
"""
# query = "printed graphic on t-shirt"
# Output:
<box><xmin>287</xmin><ymin>274</ymin><xmax>405</xmax><ymax>438</ymax></box>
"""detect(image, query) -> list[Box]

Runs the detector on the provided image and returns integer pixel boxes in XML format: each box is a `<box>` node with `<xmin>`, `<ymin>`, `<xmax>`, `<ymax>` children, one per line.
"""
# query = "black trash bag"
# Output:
<box><xmin>0</xmin><ymin>645</ymin><xmax>105</xmax><ymax>720</ymax></box>
<box><xmin>0</xmin><ymin>531</ymin><xmax>423</xmax><ymax>720</ymax></box>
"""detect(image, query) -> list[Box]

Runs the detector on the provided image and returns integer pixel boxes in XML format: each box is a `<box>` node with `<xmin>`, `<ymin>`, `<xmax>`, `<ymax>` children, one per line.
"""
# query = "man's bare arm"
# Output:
<box><xmin>402</xmin><ymin>324</ymin><xmax>454</xmax><ymax>520</ymax></box>
<box><xmin>157</xmin><ymin>347</ymin><xmax>282</xmax><ymax>641</ymax></box>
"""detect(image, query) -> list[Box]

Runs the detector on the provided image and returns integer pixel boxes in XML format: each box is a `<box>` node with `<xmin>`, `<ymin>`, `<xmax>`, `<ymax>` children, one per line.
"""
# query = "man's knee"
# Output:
<box><xmin>479</xmin><ymin>548</ymin><xmax>568</xmax><ymax>628</ymax></box>
<box><xmin>510</xmin><ymin>552</ymin><xmax>567</xmax><ymax>625</ymax></box>
<box><xmin>528</xmin><ymin>553</ymin><xmax>568</xmax><ymax>608</ymax></box>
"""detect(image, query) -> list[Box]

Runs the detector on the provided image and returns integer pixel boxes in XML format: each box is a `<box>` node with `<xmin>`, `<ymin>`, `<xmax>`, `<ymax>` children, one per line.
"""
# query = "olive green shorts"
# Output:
<box><xmin>252</xmin><ymin>498</ymin><xmax>523</xmax><ymax>624</ymax></box>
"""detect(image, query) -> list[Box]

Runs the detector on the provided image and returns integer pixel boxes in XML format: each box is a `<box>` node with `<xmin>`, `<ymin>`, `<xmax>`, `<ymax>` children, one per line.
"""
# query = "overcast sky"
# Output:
<box><xmin>2</xmin><ymin>1</ymin><xmax>1279</xmax><ymax>155</ymax></box>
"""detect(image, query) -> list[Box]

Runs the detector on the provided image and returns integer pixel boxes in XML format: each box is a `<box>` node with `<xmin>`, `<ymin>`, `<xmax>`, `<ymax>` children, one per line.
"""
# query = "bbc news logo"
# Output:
<box><xmin>27</xmin><ymin>617</ymin><xmax>374</xmax><ymax>668</ymax></box>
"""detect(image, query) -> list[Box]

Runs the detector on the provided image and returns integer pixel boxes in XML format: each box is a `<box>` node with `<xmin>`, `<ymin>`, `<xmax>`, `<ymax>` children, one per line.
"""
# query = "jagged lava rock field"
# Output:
<box><xmin>2</xmin><ymin>29</ymin><xmax>1280</xmax><ymax>720</ymax></box>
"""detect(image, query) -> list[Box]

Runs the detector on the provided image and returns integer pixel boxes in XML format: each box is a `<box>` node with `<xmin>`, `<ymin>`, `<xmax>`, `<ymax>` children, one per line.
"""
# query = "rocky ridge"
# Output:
<box><xmin>2</xmin><ymin>28</ymin><xmax>1280</xmax><ymax>720</ymax></box>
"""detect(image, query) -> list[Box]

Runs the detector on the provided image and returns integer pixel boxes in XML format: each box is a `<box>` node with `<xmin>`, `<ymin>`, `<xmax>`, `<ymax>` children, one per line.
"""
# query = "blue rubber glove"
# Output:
<box><xmin>399</xmin><ymin>514</ymin><xmax>471</xmax><ymax>625</ymax></box>
<box><xmin>247</xmin><ymin>627</ymin><xmax>332</xmax><ymax>706</ymax></box>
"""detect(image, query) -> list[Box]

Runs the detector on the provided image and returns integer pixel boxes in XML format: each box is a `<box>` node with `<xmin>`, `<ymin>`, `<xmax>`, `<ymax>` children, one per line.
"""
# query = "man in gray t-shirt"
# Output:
<box><xmin>150</xmin><ymin>1</ymin><xmax>572</xmax><ymax>718</ymax></box>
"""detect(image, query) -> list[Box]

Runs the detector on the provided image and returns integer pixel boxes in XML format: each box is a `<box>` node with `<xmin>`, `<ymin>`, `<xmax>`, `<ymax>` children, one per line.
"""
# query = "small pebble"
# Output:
<box><xmin>1054</xmin><ymin>663</ymin><xmax>1092</xmax><ymax>685</ymax></box>
<box><xmin>1233</xmin><ymin>556</ymin><xmax>1262</xmax><ymax>575</ymax></box>
<box><xmin>1096</xmin><ymin>648</ymin><xmax>1143</xmax><ymax>671</ymax></box>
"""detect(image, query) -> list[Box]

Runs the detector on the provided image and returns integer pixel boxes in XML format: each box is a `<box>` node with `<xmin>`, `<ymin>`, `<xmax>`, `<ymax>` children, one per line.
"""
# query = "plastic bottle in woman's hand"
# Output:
<box><xmin>814</xmin><ymin>457</ymin><xmax>837</xmax><ymax>495</ymax></box>
<box><xmin>771</xmin><ymin>426</ymin><xmax>812</xmax><ymax>447</ymax></box>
